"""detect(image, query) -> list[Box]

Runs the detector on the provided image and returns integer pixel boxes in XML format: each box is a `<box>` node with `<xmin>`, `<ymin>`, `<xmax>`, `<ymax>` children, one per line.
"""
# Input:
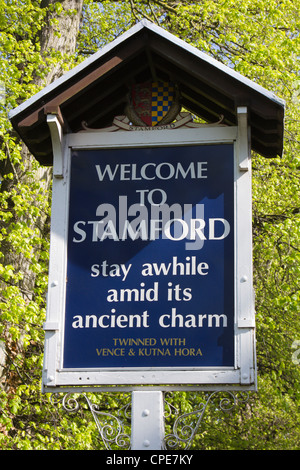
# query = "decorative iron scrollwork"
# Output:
<box><xmin>51</xmin><ymin>390</ymin><xmax>249</xmax><ymax>450</ymax></box>
<box><xmin>164</xmin><ymin>391</ymin><xmax>249</xmax><ymax>450</ymax></box>
<box><xmin>51</xmin><ymin>392</ymin><xmax>131</xmax><ymax>450</ymax></box>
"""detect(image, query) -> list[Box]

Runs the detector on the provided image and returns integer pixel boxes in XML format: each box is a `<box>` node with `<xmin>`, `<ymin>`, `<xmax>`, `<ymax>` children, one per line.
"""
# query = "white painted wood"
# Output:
<box><xmin>50</xmin><ymin>368</ymin><xmax>243</xmax><ymax>387</ymax></box>
<box><xmin>235</xmin><ymin>108</ymin><xmax>255</xmax><ymax>329</ymax></box>
<box><xmin>43</xmin><ymin>322</ymin><xmax>59</xmax><ymax>331</ymax></box>
<box><xmin>234</xmin><ymin>108</ymin><xmax>256</xmax><ymax>386</ymax></box>
<box><xmin>42</xmin><ymin>123</ymin><xmax>256</xmax><ymax>392</ymax></box>
<box><xmin>42</xmin><ymin>136</ymin><xmax>68</xmax><ymax>391</ymax></box>
<box><xmin>47</xmin><ymin>114</ymin><xmax>64</xmax><ymax>178</ymax></box>
<box><xmin>69</xmin><ymin>126</ymin><xmax>238</xmax><ymax>149</ymax></box>
<box><xmin>237</xmin><ymin>107</ymin><xmax>250</xmax><ymax>171</ymax></box>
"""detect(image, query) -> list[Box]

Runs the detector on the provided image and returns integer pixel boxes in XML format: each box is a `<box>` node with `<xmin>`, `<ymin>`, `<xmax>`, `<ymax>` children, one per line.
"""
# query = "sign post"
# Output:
<box><xmin>131</xmin><ymin>391</ymin><xmax>165</xmax><ymax>450</ymax></box>
<box><xmin>9</xmin><ymin>20</ymin><xmax>284</xmax><ymax>450</ymax></box>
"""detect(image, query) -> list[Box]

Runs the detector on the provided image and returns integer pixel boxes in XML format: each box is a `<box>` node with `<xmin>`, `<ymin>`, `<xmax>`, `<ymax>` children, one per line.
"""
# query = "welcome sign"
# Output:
<box><xmin>63</xmin><ymin>144</ymin><xmax>235</xmax><ymax>370</ymax></box>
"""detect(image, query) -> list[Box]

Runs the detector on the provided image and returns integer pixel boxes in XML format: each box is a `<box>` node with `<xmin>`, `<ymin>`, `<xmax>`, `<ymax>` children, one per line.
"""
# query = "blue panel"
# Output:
<box><xmin>63</xmin><ymin>145</ymin><xmax>234</xmax><ymax>369</ymax></box>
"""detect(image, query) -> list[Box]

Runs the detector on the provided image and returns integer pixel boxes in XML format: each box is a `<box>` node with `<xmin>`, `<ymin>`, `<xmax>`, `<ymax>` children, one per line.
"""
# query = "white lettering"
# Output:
<box><xmin>72</xmin><ymin>310</ymin><xmax>150</xmax><ymax>329</ymax></box>
<box><xmin>159</xmin><ymin>308</ymin><xmax>227</xmax><ymax>328</ymax></box>
<box><xmin>95</xmin><ymin>161</ymin><xmax>208</xmax><ymax>181</ymax></box>
<box><xmin>71</xmin><ymin>197</ymin><xmax>231</xmax><ymax>250</ymax></box>
<box><xmin>72</xmin><ymin>221</ymin><xmax>86</xmax><ymax>242</ymax></box>
<box><xmin>209</xmin><ymin>218</ymin><xmax>231</xmax><ymax>240</ymax></box>
<box><xmin>164</xmin><ymin>219</ymin><xmax>189</xmax><ymax>241</ymax></box>
<box><xmin>95</xmin><ymin>164</ymin><xmax>119</xmax><ymax>181</ymax></box>
<box><xmin>90</xmin><ymin>261</ymin><xmax>132</xmax><ymax>281</ymax></box>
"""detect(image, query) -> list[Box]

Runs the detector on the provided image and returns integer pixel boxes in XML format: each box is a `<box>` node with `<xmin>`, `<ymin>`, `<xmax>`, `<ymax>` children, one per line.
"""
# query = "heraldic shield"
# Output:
<box><xmin>125</xmin><ymin>81</ymin><xmax>181</xmax><ymax>127</ymax></box>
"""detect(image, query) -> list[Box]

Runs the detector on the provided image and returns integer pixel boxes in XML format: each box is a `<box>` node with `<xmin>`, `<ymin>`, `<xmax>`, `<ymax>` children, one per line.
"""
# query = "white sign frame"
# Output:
<box><xmin>42</xmin><ymin>110</ymin><xmax>256</xmax><ymax>393</ymax></box>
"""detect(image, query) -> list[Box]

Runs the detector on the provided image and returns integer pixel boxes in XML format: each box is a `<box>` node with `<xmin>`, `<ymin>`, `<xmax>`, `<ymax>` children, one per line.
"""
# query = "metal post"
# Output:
<box><xmin>131</xmin><ymin>391</ymin><xmax>165</xmax><ymax>450</ymax></box>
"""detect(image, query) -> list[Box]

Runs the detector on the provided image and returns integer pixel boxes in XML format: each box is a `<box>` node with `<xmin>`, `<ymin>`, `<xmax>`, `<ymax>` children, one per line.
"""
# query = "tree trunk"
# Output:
<box><xmin>2</xmin><ymin>0</ymin><xmax>83</xmax><ymax>289</ymax></box>
<box><xmin>0</xmin><ymin>0</ymin><xmax>84</xmax><ymax>382</ymax></box>
<box><xmin>39</xmin><ymin>0</ymin><xmax>84</xmax><ymax>85</ymax></box>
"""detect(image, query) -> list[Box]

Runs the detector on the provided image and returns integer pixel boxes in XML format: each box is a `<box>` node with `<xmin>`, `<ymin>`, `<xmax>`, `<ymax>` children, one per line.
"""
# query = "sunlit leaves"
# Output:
<box><xmin>0</xmin><ymin>0</ymin><xmax>299</xmax><ymax>450</ymax></box>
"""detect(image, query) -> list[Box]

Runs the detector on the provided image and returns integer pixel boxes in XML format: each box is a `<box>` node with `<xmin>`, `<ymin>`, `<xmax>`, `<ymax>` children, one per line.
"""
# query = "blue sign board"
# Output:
<box><xmin>63</xmin><ymin>144</ymin><xmax>234</xmax><ymax>369</ymax></box>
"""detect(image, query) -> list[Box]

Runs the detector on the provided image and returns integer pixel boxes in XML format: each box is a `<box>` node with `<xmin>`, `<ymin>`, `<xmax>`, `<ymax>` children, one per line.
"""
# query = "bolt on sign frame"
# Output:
<box><xmin>42</xmin><ymin>107</ymin><xmax>256</xmax><ymax>393</ymax></box>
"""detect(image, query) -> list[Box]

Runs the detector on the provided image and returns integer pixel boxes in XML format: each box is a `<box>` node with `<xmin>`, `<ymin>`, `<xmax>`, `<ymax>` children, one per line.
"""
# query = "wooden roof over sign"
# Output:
<box><xmin>9</xmin><ymin>20</ymin><xmax>285</xmax><ymax>166</ymax></box>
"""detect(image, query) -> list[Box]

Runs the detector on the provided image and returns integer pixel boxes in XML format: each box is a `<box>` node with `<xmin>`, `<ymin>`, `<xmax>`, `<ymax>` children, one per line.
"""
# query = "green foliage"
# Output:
<box><xmin>77</xmin><ymin>0</ymin><xmax>133</xmax><ymax>55</ymax></box>
<box><xmin>0</xmin><ymin>0</ymin><xmax>299</xmax><ymax>450</ymax></box>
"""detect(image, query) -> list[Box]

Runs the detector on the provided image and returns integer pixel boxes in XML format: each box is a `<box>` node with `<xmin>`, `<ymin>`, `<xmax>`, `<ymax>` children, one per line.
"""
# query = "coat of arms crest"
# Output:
<box><xmin>125</xmin><ymin>81</ymin><xmax>180</xmax><ymax>127</ymax></box>
<box><xmin>81</xmin><ymin>80</ymin><xmax>223</xmax><ymax>132</ymax></box>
